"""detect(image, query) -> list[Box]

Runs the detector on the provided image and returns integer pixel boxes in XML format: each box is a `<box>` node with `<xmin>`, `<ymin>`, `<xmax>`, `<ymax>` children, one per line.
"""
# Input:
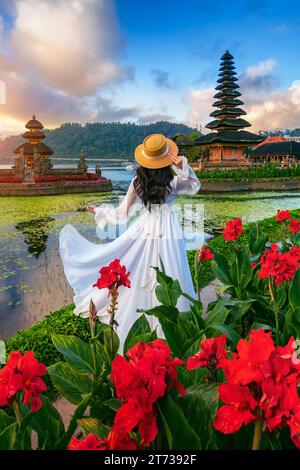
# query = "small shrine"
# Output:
<box><xmin>193</xmin><ymin>51</ymin><xmax>263</xmax><ymax>168</ymax></box>
<box><xmin>0</xmin><ymin>115</ymin><xmax>111</xmax><ymax>196</ymax></box>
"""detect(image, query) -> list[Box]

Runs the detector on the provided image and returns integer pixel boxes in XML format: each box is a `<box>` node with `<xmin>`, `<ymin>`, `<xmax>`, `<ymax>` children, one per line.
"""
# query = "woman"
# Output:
<box><xmin>59</xmin><ymin>134</ymin><xmax>201</xmax><ymax>347</ymax></box>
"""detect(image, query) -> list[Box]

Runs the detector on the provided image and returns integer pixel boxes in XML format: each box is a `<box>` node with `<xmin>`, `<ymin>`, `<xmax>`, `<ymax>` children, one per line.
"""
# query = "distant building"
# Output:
<box><xmin>251</xmin><ymin>141</ymin><xmax>300</xmax><ymax>162</ymax></box>
<box><xmin>0</xmin><ymin>115</ymin><xmax>111</xmax><ymax>196</ymax></box>
<box><xmin>256</xmin><ymin>136</ymin><xmax>285</xmax><ymax>148</ymax></box>
<box><xmin>189</xmin><ymin>51</ymin><xmax>264</xmax><ymax>168</ymax></box>
<box><xmin>14</xmin><ymin>115</ymin><xmax>53</xmax><ymax>167</ymax></box>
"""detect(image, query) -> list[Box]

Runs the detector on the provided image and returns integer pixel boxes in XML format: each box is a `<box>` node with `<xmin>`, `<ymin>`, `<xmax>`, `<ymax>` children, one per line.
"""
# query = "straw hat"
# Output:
<box><xmin>134</xmin><ymin>133</ymin><xmax>178</xmax><ymax>169</ymax></box>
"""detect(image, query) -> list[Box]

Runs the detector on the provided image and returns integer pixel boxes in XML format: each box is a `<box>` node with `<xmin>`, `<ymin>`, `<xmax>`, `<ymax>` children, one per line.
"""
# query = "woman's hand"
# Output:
<box><xmin>86</xmin><ymin>205</ymin><xmax>96</xmax><ymax>214</ymax></box>
<box><xmin>168</xmin><ymin>152</ymin><xmax>183</xmax><ymax>169</ymax></box>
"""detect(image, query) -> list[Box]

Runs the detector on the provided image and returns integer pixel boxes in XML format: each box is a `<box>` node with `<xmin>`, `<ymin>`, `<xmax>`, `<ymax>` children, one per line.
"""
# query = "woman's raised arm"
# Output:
<box><xmin>169</xmin><ymin>153</ymin><xmax>201</xmax><ymax>195</ymax></box>
<box><xmin>88</xmin><ymin>179</ymin><xmax>138</xmax><ymax>228</ymax></box>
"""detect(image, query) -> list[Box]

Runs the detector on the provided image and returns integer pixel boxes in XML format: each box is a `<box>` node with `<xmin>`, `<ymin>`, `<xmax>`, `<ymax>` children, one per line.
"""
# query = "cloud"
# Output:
<box><xmin>185</xmin><ymin>59</ymin><xmax>300</xmax><ymax>132</ymax></box>
<box><xmin>0</xmin><ymin>0</ymin><xmax>142</xmax><ymax>135</ymax></box>
<box><xmin>150</xmin><ymin>69</ymin><xmax>172</xmax><ymax>89</ymax></box>
<box><xmin>247</xmin><ymin>80</ymin><xmax>300</xmax><ymax>131</ymax></box>
<box><xmin>137</xmin><ymin>112</ymin><xmax>175</xmax><ymax>125</ymax></box>
<box><xmin>184</xmin><ymin>87</ymin><xmax>215</xmax><ymax>130</ymax></box>
<box><xmin>7</xmin><ymin>0</ymin><xmax>134</xmax><ymax>95</ymax></box>
<box><xmin>239</xmin><ymin>59</ymin><xmax>279</xmax><ymax>101</ymax></box>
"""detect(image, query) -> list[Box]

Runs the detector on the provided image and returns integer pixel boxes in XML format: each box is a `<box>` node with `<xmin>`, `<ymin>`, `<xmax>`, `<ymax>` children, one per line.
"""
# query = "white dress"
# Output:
<box><xmin>59</xmin><ymin>157</ymin><xmax>201</xmax><ymax>348</ymax></box>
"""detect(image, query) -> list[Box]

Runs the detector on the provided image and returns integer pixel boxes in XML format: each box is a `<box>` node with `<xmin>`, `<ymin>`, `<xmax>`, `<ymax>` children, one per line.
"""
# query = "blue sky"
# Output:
<box><xmin>115</xmin><ymin>0</ymin><xmax>300</xmax><ymax>82</ymax></box>
<box><xmin>0</xmin><ymin>0</ymin><xmax>299</xmax><ymax>135</ymax></box>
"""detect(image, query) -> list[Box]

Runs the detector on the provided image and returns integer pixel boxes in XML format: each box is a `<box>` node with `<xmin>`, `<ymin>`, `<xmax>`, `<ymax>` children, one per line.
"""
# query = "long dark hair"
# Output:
<box><xmin>133</xmin><ymin>165</ymin><xmax>174</xmax><ymax>209</ymax></box>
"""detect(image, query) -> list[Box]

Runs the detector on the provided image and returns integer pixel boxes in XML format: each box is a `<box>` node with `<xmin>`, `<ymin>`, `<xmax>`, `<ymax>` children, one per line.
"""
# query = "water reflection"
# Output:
<box><xmin>15</xmin><ymin>216</ymin><xmax>55</xmax><ymax>257</ymax></box>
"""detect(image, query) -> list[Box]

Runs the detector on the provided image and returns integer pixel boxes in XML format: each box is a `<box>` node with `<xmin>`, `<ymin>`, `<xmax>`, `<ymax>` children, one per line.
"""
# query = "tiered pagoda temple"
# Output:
<box><xmin>195</xmin><ymin>51</ymin><xmax>263</xmax><ymax>166</ymax></box>
<box><xmin>0</xmin><ymin>115</ymin><xmax>112</xmax><ymax>196</ymax></box>
<box><xmin>14</xmin><ymin>115</ymin><xmax>53</xmax><ymax>167</ymax></box>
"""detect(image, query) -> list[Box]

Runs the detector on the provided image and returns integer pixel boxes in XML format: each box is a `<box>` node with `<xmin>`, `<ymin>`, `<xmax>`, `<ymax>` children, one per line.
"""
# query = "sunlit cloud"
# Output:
<box><xmin>0</xmin><ymin>0</ymin><xmax>137</xmax><ymax>135</ymax></box>
<box><xmin>185</xmin><ymin>59</ymin><xmax>300</xmax><ymax>132</ymax></box>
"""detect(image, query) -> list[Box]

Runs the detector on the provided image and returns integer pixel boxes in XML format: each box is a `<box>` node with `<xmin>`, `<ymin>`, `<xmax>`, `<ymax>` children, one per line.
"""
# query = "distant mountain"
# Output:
<box><xmin>0</xmin><ymin>135</ymin><xmax>23</xmax><ymax>164</ymax></box>
<box><xmin>259</xmin><ymin>128</ymin><xmax>300</xmax><ymax>138</ymax></box>
<box><xmin>44</xmin><ymin>121</ymin><xmax>197</xmax><ymax>160</ymax></box>
<box><xmin>0</xmin><ymin>121</ymin><xmax>197</xmax><ymax>164</ymax></box>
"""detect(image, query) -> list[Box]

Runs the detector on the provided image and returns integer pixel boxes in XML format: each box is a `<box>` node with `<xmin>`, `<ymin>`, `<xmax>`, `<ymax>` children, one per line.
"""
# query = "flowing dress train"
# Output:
<box><xmin>59</xmin><ymin>157</ymin><xmax>201</xmax><ymax>349</ymax></box>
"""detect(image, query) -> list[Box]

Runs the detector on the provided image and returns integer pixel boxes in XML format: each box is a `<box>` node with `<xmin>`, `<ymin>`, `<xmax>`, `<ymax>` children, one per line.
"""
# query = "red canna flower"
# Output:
<box><xmin>222</xmin><ymin>218</ymin><xmax>243</xmax><ymax>241</ymax></box>
<box><xmin>222</xmin><ymin>329</ymin><xmax>275</xmax><ymax>386</ymax></box>
<box><xmin>111</xmin><ymin>339</ymin><xmax>185</xmax><ymax>446</ymax></box>
<box><xmin>198</xmin><ymin>245</ymin><xmax>215</xmax><ymax>263</ymax></box>
<box><xmin>0</xmin><ymin>351</ymin><xmax>46</xmax><ymax>412</ymax></box>
<box><xmin>68</xmin><ymin>429</ymin><xmax>138</xmax><ymax>451</ymax></box>
<box><xmin>289</xmin><ymin>219</ymin><xmax>300</xmax><ymax>234</ymax></box>
<box><xmin>187</xmin><ymin>335</ymin><xmax>227</xmax><ymax>372</ymax></box>
<box><xmin>289</xmin><ymin>246</ymin><xmax>300</xmax><ymax>264</ymax></box>
<box><xmin>102</xmin><ymin>429</ymin><xmax>139</xmax><ymax>450</ymax></box>
<box><xmin>68</xmin><ymin>433</ymin><xmax>102</xmax><ymax>450</ymax></box>
<box><xmin>276</xmin><ymin>209</ymin><xmax>291</xmax><ymax>222</ymax></box>
<box><xmin>93</xmin><ymin>259</ymin><xmax>131</xmax><ymax>292</ymax></box>
<box><xmin>213</xmin><ymin>329</ymin><xmax>300</xmax><ymax>448</ymax></box>
<box><xmin>258</xmin><ymin>245</ymin><xmax>300</xmax><ymax>286</ymax></box>
<box><xmin>213</xmin><ymin>383</ymin><xmax>258</xmax><ymax>434</ymax></box>
<box><xmin>288</xmin><ymin>409</ymin><xmax>300</xmax><ymax>449</ymax></box>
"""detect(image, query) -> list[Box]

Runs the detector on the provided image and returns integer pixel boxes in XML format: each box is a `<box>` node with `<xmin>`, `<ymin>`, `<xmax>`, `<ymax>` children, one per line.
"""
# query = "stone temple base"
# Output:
<box><xmin>0</xmin><ymin>180</ymin><xmax>112</xmax><ymax>196</ymax></box>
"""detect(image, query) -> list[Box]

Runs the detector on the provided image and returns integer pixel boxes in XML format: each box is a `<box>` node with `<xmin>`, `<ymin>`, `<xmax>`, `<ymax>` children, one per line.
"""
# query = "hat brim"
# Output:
<box><xmin>134</xmin><ymin>138</ymin><xmax>179</xmax><ymax>169</ymax></box>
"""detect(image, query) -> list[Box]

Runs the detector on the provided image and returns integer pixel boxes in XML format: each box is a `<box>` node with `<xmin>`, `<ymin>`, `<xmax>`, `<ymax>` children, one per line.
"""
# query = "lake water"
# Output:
<box><xmin>1</xmin><ymin>167</ymin><xmax>300</xmax><ymax>339</ymax></box>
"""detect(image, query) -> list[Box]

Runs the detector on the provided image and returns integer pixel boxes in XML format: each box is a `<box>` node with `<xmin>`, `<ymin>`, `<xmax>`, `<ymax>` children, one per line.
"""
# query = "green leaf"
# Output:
<box><xmin>181</xmin><ymin>384</ymin><xmax>219</xmax><ymax>449</ymax></box>
<box><xmin>0</xmin><ymin>410</ymin><xmax>15</xmax><ymax>434</ymax></box>
<box><xmin>145</xmin><ymin>304</ymin><xmax>179</xmax><ymax>323</ymax></box>
<box><xmin>189</xmin><ymin>304</ymin><xmax>205</xmax><ymax>331</ymax></box>
<box><xmin>212</xmin><ymin>266</ymin><xmax>232</xmax><ymax>286</ymax></box>
<box><xmin>205</xmin><ymin>301</ymin><xmax>230</xmax><ymax>327</ymax></box>
<box><xmin>240</xmin><ymin>249</ymin><xmax>253</xmax><ymax>290</ymax></box>
<box><xmin>102</xmin><ymin>327</ymin><xmax>120</xmax><ymax>359</ymax></box>
<box><xmin>102</xmin><ymin>398</ymin><xmax>121</xmax><ymax>412</ymax></box>
<box><xmin>0</xmin><ymin>422</ymin><xmax>18</xmax><ymax>450</ymax></box>
<box><xmin>252</xmin><ymin>322</ymin><xmax>274</xmax><ymax>332</ymax></box>
<box><xmin>52</xmin><ymin>334</ymin><xmax>95</xmax><ymax>374</ymax></box>
<box><xmin>289</xmin><ymin>267</ymin><xmax>300</xmax><ymax>311</ymax></box>
<box><xmin>207</xmin><ymin>322</ymin><xmax>241</xmax><ymax>346</ymax></box>
<box><xmin>55</xmin><ymin>393</ymin><xmax>92</xmax><ymax>450</ymax></box>
<box><xmin>153</xmin><ymin>268</ymin><xmax>182</xmax><ymax>307</ymax></box>
<box><xmin>123</xmin><ymin>314</ymin><xmax>151</xmax><ymax>354</ymax></box>
<box><xmin>210</xmin><ymin>249</ymin><xmax>232</xmax><ymax>284</ymax></box>
<box><xmin>47</xmin><ymin>361</ymin><xmax>93</xmax><ymax>404</ymax></box>
<box><xmin>157</xmin><ymin>394</ymin><xmax>201</xmax><ymax>450</ymax></box>
<box><xmin>124</xmin><ymin>331</ymin><xmax>157</xmax><ymax>355</ymax></box>
<box><xmin>77</xmin><ymin>418</ymin><xmax>109</xmax><ymax>439</ymax></box>
<box><xmin>30</xmin><ymin>396</ymin><xmax>65</xmax><ymax>450</ymax></box>
<box><xmin>15</xmin><ymin>410</ymin><xmax>36</xmax><ymax>450</ymax></box>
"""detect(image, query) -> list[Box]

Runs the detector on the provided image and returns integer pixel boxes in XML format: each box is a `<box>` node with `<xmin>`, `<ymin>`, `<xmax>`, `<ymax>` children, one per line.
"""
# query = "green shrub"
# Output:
<box><xmin>196</xmin><ymin>163</ymin><xmax>300</xmax><ymax>180</ymax></box>
<box><xmin>5</xmin><ymin>305</ymin><xmax>90</xmax><ymax>400</ymax></box>
<box><xmin>193</xmin><ymin>208</ymin><xmax>300</xmax><ymax>290</ymax></box>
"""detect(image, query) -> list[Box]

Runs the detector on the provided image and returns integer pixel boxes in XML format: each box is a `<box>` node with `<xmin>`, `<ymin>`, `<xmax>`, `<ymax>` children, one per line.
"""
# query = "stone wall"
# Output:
<box><xmin>0</xmin><ymin>180</ymin><xmax>112</xmax><ymax>196</ymax></box>
<box><xmin>0</xmin><ymin>168</ymin><xmax>15</xmax><ymax>177</ymax></box>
